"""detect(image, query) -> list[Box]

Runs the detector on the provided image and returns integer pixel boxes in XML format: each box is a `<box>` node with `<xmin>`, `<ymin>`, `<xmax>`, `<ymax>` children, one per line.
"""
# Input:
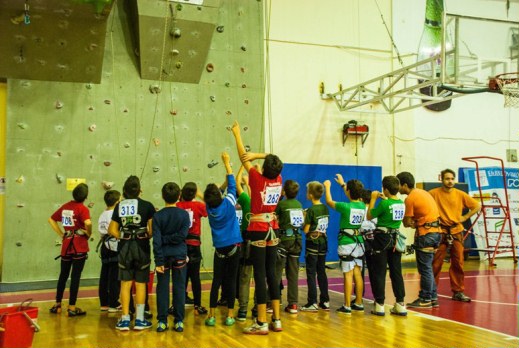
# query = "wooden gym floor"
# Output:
<box><xmin>0</xmin><ymin>258</ymin><xmax>518</xmax><ymax>347</ymax></box>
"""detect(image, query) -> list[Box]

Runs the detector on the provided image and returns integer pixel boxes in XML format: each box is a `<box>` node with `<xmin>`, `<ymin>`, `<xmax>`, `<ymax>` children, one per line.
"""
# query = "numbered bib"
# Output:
<box><xmin>289</xmin><ymin>209</ymin><xmax>304</xmax><ymax>227</ymax></box>
<box><xmin>392</xmin><ymin>203</ymin><xmax>405</xmax><ymax>221</ymax></box>
<box><xmin>316</xmin><ymin>216</ymin><xmax>329</xmax><ymax>233</ymax></box>
<box><xmin>263</xmin><ymin>185</ymin><xmax>282</xmax><ymax>206</ymax></box>
<box><xmin>236</xmin><ymin>209</ymin><xmax>243</xmax><ymax>225</ymax></box>
<box><xmin>119</xmin><ymin>199</ymin><xmax>138</xmax><ymax>217</ymax></box>
<box><xmin>62</xmin><ymin>210</ymin><xmax>75</xmax><ymax>227</ymax></box>
<box><xmin>349</xmin><ymin>208</ymin><xmax>365</xmax><ymax>226</ymax></box>
<box><xmin>187</xmin><ymin>210</ymin><xmax>194</xmax><ymax>228</ymax></box>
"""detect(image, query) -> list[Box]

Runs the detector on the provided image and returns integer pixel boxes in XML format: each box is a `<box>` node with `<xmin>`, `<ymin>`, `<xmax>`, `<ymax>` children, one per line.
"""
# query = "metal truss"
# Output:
<box><xmin>322</xmin><ymin>51</ymin><xmax>468</xmax><ymax>114</ymax></box>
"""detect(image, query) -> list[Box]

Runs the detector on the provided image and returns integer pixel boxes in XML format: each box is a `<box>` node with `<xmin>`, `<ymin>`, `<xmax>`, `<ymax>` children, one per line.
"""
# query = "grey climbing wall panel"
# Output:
<box><xmin>2</xmin><ymin>0</ymin><xmax>264</xmax><ymax>283</ymax></box>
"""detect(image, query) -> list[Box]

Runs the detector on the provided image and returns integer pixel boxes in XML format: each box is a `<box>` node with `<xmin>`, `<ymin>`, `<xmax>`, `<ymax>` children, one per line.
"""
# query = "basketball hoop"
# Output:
<box><xmin>494</xmin><ymin>72</ymin><xmax>519</xmax><ymax>108</ymax></box>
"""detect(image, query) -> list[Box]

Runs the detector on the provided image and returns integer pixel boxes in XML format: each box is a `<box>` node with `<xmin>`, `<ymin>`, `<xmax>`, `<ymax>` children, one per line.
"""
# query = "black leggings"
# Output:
<box><xmin>210</xmin><ymin>245</ymin><xmax>240</xmax><ymax>309</ymax></box>
<box><xmin>56</xmin><ymin>257</ymin><xmax>86</xmax><ymax>305</ymax></box>
<box><xmin>247</xmin><ymin>231</ymin><xmax>279</xmax><ymax>304</ymax></box>
<box><xmin>185</xmin><ymin>246</ymin><xmax>202</xmax><ymax>307</ymax></box>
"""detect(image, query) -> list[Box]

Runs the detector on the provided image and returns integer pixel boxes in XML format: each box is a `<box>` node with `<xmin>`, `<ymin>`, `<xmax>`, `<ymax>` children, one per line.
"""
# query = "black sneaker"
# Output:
<box><xmin>194</xmin><ymin>305</ymin><xmax>208</xmax><ymax>315</ymax></box>
<box><xmin>406</xmin><ymin>298</ymin><xmax>432</xmax><ymax>309</ymax></box>
<box><xmin>144</xmin><ymin>311</ymin><xmax>153</xmax><ymax>320</ymax></box>
<box><xmin>431</xmin><ymin>299</ymin><xmax>440</xmax><ymax>308</ymax></box>
<box><xmin>351</xmin><ymin>303</ymin><xmax>364</xmax><ymax>311</ymax></box>
<box><xmin>452</xmin><ymin>292</ymin><xmax>471</xmax><ymax>302</ymax></box>
<box><xmin>217</xmin><ymin>298</ymin><xmax>227</xmax><ymax>307</ymax></box>
<box><xmin>167</xmin><ymin>306</ymin><xmax>175</xmax><ymax>316</ymax></box>
<box><xmin>185</xmin><ymin>296</ymin><xmax>195</xmax><ymax>307</ymax></box>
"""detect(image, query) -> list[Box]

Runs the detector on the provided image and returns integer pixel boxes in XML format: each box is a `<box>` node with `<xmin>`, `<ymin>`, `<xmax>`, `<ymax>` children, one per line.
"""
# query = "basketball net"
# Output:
<box><xmin>496</xmin><ymin>77</ymin><xmax>519</xmax><ymax>108</ymax></box>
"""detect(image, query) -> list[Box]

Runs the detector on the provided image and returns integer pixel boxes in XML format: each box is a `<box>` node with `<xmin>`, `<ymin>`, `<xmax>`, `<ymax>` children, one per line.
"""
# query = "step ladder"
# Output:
<box><xmin>461</xmin><ymin>156</ymin><xmax>517</xmax><ymax>266</ymax></box>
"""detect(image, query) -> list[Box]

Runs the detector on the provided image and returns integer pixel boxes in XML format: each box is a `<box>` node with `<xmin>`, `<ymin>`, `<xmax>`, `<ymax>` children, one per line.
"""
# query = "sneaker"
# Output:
<box><xmin>452</xmin><ymin>292</ymin><xmax>471</xmax><ymax>302</ymax></box>
<box><xmin>168</xmin><ymin>305</ymin><xmax>175</xmax><ymax>316</ymax></box>
<box><xmin>67</xmin><ymin>308</ymin><xmax>87</xmax><ymax>317</ymax></box>
<box><xmin>174</xmin><ymin>321</ymin><xmax>184</xmax><ymax>332</ymax></box>
<box><xmin>205</xmin><ymin>316</ymin><xmax>216</xmax><ymax>326</ymax></box>
<box><xmin>144</xmin><ymin>311</ymin><xmax>153</xmax><ymax>320</ymax></box>
<box><xmin>185</xmin><ymin>296</ymin><xmax>195</xmax><ymax>307</ymax></box>
<box><xmin>336</xmin><ymin>305</ymin><xmax>351</xmax><ymax>314</ymax></box>
<box><xmin>134</xmin><ymin>319</ymin><xmax>152</xmax><ymax>330</ymax></box>
<box><xmin>269</xmin><ymin>319</ymin><xmax>282</xmax><ymax>332</ymax></box>
<box><xmin>108</xmin><ymin>306</ymin><xmax>122</xmax><ymax>313</ymax></box>
<box><xmin>284</xmin><ymin>304</ymin><xmax>298</xmax><ymax>314</ymax></box>
<box><xmin>217</xmin><ymin>298</ymin><xmax>227</xmax><ymax>307</ymax></box>
<box><xmin>237</xmin><ymin>309</ymin><xmax>247</xmax><ymax>321</ymax></box>
<box><xmin>50</xmin><ymin>303</ymin><xmax>62</xmax><ymax>314</ymax></box>
<box><xmin>243</xmin><ymin>321</ymin><xmax>269</xmax><ymax>335</ymax></box>
<box><xmin>431</xmin><ymin>299</ymin><xmax>440</xmax><ymax>308</ymax></box>
<box><xmin>351</xmin><ymin>303</ymin><xmax>364</xmax><ymax>311</ymax></box>
<box><xmin>318</xmin><ymin>302</ymin><xmax>330</xmax><ymax>311</ymax></box>
<box><xmin>100</xmin><ymin>306</ymin><xmax>109</xmax><ymax>312</ymax></box>
<box><xmin>390</xmin><ymin>302</ymin><xmax>407</xmax><ymax>316</ymax></box>
<box><xmin>194</xmin><ymin>305</ymin><xmax>208</xmax><ymax>315</ymax></box>
<box><xmin>115</xmin><ymin>319</ymin><xmax>131</xmax><ymax>331</ymax></box>
<box><xmin>224</xmin><ymin>317</ymin><xmax>236</xmax><ymax>326</ymax></box>
<box><xmin>266</xmin><ymin>306</ymin><xmax>273</xmax><ymax>314</ymax></box>
<box><xmin>371</xmin><ymin>302</ymin><xmax>385</xmax><ymax>316</ymax></box>
<box><xmin>406</xmin><ymin>298</ymin><xmax>432</xmax><ymax>309</ymax></box>
<box><xmin>156</xmin><ymin>321</ymin><xmax>168</xmax><ymax>332</ymax></box>
<box><xmin>300</xmin><ymin>303</ymin><xmax>319</xmax><ymax>312</ymax></box>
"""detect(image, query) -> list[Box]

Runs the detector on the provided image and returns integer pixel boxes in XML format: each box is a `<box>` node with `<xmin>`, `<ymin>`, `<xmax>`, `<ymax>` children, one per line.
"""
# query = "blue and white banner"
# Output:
<box><xmin>460</xmin><ymin>167</ymin><xmax>519</xmax><ymax>259</ymax></box>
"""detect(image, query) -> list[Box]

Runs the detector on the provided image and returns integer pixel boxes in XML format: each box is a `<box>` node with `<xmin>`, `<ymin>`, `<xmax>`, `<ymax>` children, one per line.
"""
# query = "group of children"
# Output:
<box><xmin>48</xmin><ymin>120</ymin><xmax>409</xmax><ymax>335</ymax></box>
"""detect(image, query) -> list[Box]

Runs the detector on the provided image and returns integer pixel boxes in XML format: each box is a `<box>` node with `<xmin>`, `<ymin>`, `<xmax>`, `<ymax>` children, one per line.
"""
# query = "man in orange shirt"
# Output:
<box><xmin>429</xmin><ymin>169</ymin><xmax>480</xmax><ymax>303</ymax></box>
<box><xmin>397</xmin><ymin>172</ymin><xmax>441</xmax><ymax>309</ymax></box>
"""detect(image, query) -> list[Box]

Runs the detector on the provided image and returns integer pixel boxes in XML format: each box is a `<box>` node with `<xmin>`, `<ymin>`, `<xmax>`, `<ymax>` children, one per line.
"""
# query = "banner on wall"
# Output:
<box><xmin>282</xmin><ymin>163</ymin><xmax>382</xmax><ymax>263</ymax></box>
<box><xmin>460</xmin><ymin>166</ymin><xmax>519</xmax><ymax>259</ymax></box>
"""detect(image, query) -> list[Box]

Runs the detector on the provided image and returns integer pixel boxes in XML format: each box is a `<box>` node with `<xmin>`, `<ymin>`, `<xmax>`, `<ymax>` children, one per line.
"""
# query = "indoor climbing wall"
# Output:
<box><xmin>2</xmin><ymin>0</ymin><xmax>265</xmax><ymax>283</ymax></box>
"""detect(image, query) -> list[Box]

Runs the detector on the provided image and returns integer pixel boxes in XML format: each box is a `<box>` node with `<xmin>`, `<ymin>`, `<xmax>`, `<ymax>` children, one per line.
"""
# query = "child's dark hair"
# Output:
<box><xmin>361</xmin><ymin>189</ymin><xmax>372</xmax><ymax>204</ymax></box>
<box><xmin>346</xmin><ymin>179</ymin><xmax>364</xmax><ymax>200</ymax></box>
<box><xmin>72</xmin><ymin>183</ymin><xmax>88</xmax><ymax>202</ymax></box>
<box><xmin>307</xmin><ymin>181</ymin><xmax>324</xmax><ymax>199</ymax></box>
<box><xmin>104</xmin><ymin>190</ymin><xmax>121</xmax><ymax>207</ymax></box>
<box><xmin>204</xmin><ymin>183</ymin><xmax>223</xmax><ymax>208</ymax></box>
<box><xmin>382</xmin><ymin>176</ymin><xmax>400</xmax><ymax>195</ymax></box>
<box><xmin>123</xmin><ymin>175</ymin><xmax>141</xmax><ymax>199</ymax></box>
<box><xmin>283</xmin><ymin>180</ymin><xmax>300</xmax><ymax>199</ymax></box>
<box><xmin>181</xmin><ymin>182</ymin><xmax>197</xmax><ymax>201</ymax></box>
<box><xmin>396</xmin><ymin>172</ymin><xmax>415</xmax><ymax>189</ymax></box>
<box><xmin>162</xmin><ymin>182</ymin><xmax>181</xmax><ymax>204</ymax></box>
<box><xmin>262</xmin><ymin>154</ymin><xmax>283</xmax><ymax>179</ymax></box>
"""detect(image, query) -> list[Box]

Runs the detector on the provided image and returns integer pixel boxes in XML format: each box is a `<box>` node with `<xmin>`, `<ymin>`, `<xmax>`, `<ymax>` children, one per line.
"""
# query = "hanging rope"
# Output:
<box><xmin>373</xmin><ymin>0</ymin><xmax>404</xmax><ymax>67</ymax></box>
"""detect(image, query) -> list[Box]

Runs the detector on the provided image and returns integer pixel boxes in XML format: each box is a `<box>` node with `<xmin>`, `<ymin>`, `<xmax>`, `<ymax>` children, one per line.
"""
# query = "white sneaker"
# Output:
<box><xmin>243</xmin><ymin>321</ymin><xmax>269</xmax><ymax>335</ymax></box>
<box><xmin>371</xmin><ymin>302</ymin><xmax>385</xmax><ymax>316</ymax></box>
<box><xmin>300</xmin><ymin>303</ymin><xmax>319</xmax><ymax>312</ymax></box>
<box><xmin>390</xmin><ymin>302</ymin><xmax>408</xmax><ymax>316</ymax></box>
<box><xmin>269</xmin><ymin>319</ymin><xmax>282</xmax><ymax>332</ymax></box>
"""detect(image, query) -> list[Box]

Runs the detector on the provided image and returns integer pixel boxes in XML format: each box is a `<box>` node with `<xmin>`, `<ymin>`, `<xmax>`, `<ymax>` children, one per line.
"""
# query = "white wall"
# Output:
<box><xmin>266</xmin><ymin>0</ymin><xmax>519</xmax><ymax>181</ymax></box>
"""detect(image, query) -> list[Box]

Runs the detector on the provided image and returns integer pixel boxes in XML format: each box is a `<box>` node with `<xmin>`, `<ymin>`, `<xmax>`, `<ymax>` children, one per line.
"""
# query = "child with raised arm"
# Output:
<box><xmin>153</xmin><ymin>182</ymin><xmax>190</xmax><ymax>332</ymax></box>
<box><xmin>98</xmin><ymin>190</ymin><xmax>122</xmax><ymax>312</ymax></box>
<box><xmin>231</xmin><ymin>120</ymin><xmax>284</xmax><ymax>334</ymax></box>
<box><xmin>176</xmin><ymin>182</ymin><xmax>208</xmax><ymax>315</ymax></box>
<box><xmin>300</xmin><ymin>181</ymin><xmax>330</xmax><ymax>312</ymax></box>
<box><xmin>48</xmin><ymin>183</ymin><xmax>92</xmax><ymax>316</ymax></box>
<box><xmin>236</xmin><ymin>165</ymin><xmax>254</xmax><ymax>321</ymax></box>
<box><xmin>204</xmin><ymin>152</ymin><xmax>243</xmax><ymax>326</ymax></box>
<box><xmin>366</xmin><ymin>176</ymin><xmax>407</xmax><ymax>316</ymax></box>
<box><xmin>324</xmin><ymin>175</ymin><xmax>365</xmax><ymax>314</ymax></box>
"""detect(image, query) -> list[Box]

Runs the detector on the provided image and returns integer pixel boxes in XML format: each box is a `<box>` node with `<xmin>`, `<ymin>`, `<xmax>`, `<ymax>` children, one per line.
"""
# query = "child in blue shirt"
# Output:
<box><xmin>204</xmin><ymin>152</ymin><xmax>243</xmax><ymax>326</ymax></box>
